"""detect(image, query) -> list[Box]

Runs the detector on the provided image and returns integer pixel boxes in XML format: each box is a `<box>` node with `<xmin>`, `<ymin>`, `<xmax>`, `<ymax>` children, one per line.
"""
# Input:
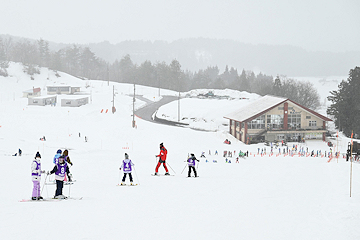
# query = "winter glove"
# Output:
<box><xmin>119</xmin><ymin>168</ymin><xmax>121</xmax><ymax>171</ymax></box>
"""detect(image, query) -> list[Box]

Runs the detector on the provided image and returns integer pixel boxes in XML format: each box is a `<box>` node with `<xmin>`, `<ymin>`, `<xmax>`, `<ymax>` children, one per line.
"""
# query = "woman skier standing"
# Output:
<box><xmin>31</xmin><ymin>152</ymin><xmax>45</xmax><ymax>200</ymax></box>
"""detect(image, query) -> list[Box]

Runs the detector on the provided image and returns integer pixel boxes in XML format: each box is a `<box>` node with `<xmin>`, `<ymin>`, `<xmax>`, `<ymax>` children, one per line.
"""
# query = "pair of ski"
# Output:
<box><xmin>45</xmin><ymin>180</ymin><xmax>76</xmax><ymax>185</ymax></box>
<box><xmin>19</xmin><ymin>197</ymin><xmax>82</xmax><ymax>202</ymax></box>
<box><xmin>116</xmin><ymin>183</ymin><xmax>138</xmax><ymax>187</ymax></box>
<box><xmin>151</xmin><ymin>174</ymin><xmax>174</xmax><ymax>176</ymax></box>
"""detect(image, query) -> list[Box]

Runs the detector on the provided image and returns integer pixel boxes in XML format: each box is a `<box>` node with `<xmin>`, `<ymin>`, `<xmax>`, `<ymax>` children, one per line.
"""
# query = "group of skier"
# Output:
<box><xmin>30</xmin><ymin>149</ymin><xmax>73</xmax><ymax>200</ymax></box>
<box><xmin>30</xmin><ymin>142</ymin><xmax>200</xmax><ymax>200</ymax></box>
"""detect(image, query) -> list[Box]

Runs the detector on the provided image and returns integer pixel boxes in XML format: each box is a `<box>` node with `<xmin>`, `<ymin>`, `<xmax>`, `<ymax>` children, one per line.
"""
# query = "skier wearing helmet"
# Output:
<box><xmin>53</xmin><ymin>149</ymin><xmax>62</xmax><ymax>164</ymax></box>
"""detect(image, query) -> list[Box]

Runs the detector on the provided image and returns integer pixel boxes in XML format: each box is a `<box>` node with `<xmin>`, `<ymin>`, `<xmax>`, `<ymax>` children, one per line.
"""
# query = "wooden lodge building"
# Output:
<box><xmin>224</xmin><ymin>95</ymin><xmax>332</xmax><ymax>144</ymax></box>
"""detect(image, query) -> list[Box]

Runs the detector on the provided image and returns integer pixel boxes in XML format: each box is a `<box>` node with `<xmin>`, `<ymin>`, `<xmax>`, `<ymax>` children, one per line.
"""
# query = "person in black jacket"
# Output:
<box><xmin>47</xmin><ymin>156</ymin><xmax>70</xmax><ymax>199</ymax></box>
<box><xmin>187</xmin><ymin>153</ymin><xmax>200</xmax><ymax>177</ymax></box>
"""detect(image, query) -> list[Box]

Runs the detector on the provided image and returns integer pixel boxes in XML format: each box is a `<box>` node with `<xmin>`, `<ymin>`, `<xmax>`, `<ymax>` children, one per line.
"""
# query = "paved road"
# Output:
<box><xmin>135</xmin><ymin>95</ymin><xmax>188</xmax><ymax>127</ymax></box>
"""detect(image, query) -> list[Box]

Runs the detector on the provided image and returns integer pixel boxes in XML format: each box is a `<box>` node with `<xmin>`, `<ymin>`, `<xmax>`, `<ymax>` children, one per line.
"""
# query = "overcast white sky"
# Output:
<box><xmin>1</xmin><ymin>0</ymin><xmax>359</xmax><ymax>52</ymax></box>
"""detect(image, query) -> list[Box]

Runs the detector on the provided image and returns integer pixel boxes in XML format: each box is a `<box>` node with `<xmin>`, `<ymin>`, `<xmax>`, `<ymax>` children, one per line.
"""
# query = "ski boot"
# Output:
<box><xmin>165</xmin><ymin>172</ymin><xmax>170</xmax><ymax>176</ymax></box>
<box><xmin>121</xmin><ymin>182</ymin><xmax>125</xmax><ymax>186</ymax></box>
<box><xmin>130</xmin><ymin>182</ymin><xmax>134</xmax><ymax>186</ymax></box>
<box><xmin>31</xmin><ymin>197</ymin><xmax>37</xmax><ymax>200</ymax></box>
<box><xmin>54</xmin><ymin>195</ymin><xmax>67</xmax><ymax>199</ymax></box>
<box><xmin>37</xmin><ymin>196</ymin><xmax>43</xmax><ymax>200</ymax></box>
<box><xmin>154</xmin><ymin>172</ymin><xmax>158</xmax><ymax>176</ymax></box>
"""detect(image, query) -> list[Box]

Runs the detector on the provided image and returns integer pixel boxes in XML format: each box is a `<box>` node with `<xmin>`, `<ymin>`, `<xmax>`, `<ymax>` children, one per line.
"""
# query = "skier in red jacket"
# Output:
<box><xmin>154</xmin><ymin>143</ymin><xmax>170</xmax><ymax>175</ymax></box>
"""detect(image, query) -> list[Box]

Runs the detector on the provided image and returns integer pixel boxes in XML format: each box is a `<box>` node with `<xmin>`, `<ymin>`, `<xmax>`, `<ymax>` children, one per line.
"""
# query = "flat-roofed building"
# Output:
<box><xmin>28</xmin><ymin>95</ymin><xmax>57</xmax><ymax>106</ymax></box>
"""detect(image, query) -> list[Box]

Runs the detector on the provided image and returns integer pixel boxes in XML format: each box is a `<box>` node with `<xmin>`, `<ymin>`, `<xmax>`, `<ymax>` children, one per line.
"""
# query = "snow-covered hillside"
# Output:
<box><xmin>0</xmin><ymin>62</ymin><xmax>359</xmax><ymax>240</ymax></box>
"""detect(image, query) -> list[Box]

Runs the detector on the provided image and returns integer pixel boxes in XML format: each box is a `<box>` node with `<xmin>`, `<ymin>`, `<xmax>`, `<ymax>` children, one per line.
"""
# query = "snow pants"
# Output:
<box><xmin>55</xmin><ymin>180</ymin><xmax>64</xmax><ymax>197</ymax></box>
<box><xmin>155</xmin><ymin>161</ymin><xmax>168</xmax><ymax>173</ymax></box>
<box><xmin>188</xmin><ymin>166</ymin><xmax>197</xmax><ymax>177</ymax></box>
<box><xmin>32</xmin><ymin>180</ymin><xmax>40</xmax><ymax>197</ymax></box>
<box><xmin>122</xmin><ymin>173</ymin><xmax>133</xmax><ymax>182</ymax></box>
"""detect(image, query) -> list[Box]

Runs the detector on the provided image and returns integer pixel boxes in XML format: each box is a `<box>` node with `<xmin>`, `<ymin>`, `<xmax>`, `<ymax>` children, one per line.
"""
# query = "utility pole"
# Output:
<box><xmin>178</xmin><ymin>91</ymin><xmax>180</xmax><ymax>122</ymax></box>
<box><xmin>112</xmin><ymin>85</ymin><xmax>116</xmax><ymax>114</ymax></box>
<box><xmin>132</xmin><ymin>83</ymin><xmax>136</xmax><ymax>128</ymax></box>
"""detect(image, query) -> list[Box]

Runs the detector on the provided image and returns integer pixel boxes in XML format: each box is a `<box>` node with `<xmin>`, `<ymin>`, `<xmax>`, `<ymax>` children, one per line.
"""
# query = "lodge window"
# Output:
<box><xmin>267</xmin><ymin>115</ymin><xmax>284</xmax><ymax>129</ymax></box>
<box><xmin>309</xmin><ymin>121</ymin><xmax>317</xmax><ymax>127</ymax></box>
<box><xmin>248</xmin><ymin>115</ymin><xmax>265</xmax><ymax>129</ymax></box>
<box><xmin>288</xmin><ymin>114</ymin><xmax>301</xmax><ymax>129</ymax></box>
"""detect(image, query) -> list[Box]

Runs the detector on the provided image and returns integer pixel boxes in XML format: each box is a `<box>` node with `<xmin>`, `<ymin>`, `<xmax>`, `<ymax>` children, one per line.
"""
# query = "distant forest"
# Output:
<box><xmin>0</xmin><ymin>36</ymin><xmax>320</xmax><ymax>109</ymax></box>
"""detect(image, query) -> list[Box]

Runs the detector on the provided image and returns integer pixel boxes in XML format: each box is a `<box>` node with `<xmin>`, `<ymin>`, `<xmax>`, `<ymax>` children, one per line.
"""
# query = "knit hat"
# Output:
<box><xmin>35</xmin><ymin>152</ymin><xmax>41</xmax><ymax>159</ymax></box>
<box><xmin>57</xmin><ymin>149</ymin><xmax>62</xmax><ymax>154</ymax></box>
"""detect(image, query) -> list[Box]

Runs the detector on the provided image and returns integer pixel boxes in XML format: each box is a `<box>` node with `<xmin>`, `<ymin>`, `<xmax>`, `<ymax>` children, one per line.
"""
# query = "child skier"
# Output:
<box><xmin>119</xmin><ymin>153</ymin><xmax>135</xmax><ymax>185</ymax></box>
<box><xmin>154</xmin><ymin>143</ymin><xmax>169</xmax><ymax>175</ymax></box>
<box><xmin>31</xmin><ymin>152</ymin><xmax>45</xmax><ymax>200</ymax></box>
<box><xmin>53</xmin><ymin>149</ymin><xmax>62</xmax><ymax>164</ymax></box>
<box><xmin>48</xmin><ymin>155</ymin><xmax>70</xmax><ymax>199</ymax></box>
<box><xmin>187</xmin><ymin>153</ymin><xmax>199</xmax><ymax>177</ymax></box>
<box><xmin>62</xmin><ymin>149</ymin><xmax>73</xmax><ymax>181</ymax></box>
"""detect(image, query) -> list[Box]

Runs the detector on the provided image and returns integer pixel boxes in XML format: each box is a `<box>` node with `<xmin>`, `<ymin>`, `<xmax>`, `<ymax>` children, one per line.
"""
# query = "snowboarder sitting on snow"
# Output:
<box><xmin>187</xmin><ymin>153</ymin><xmax>199</xmax><ymax>177</ymax></box>
<box><xmin>224</xmin><ymin>139</ymin><xmax>231</xmax><ymax>144</ymax></box>
<box><xmin>155</xmin><ymin>143</ymin><xmax>170</xmax><ymax>175</ymax></box>
<box><xmin>48</xmin><ymin>155</ymin><xmax>70</xmax><ymax>199</ymax></box>
<box><xmin>31</xmin><ymin>152</ymin><xmax>45</xmax><ymax>200</ymax></box>
<box><xmin>119</xmin><ymin>153</ymin><xmax>135</xmax><ymax>185</ymax></box>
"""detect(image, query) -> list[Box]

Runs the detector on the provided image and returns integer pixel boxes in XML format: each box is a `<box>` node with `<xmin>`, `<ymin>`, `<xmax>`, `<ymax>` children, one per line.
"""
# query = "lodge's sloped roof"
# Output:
<box><xmin>224</xmin><ymin>95</ymin><xmax>332</xmax><ymax>122</ymax></box>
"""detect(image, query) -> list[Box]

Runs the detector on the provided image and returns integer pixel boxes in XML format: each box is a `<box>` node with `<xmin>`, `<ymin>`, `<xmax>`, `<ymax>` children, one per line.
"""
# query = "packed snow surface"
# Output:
<box><xmin>0</xmin><ymin>63</ymin><xmax>359</xmax><ymax>240</ymax></box>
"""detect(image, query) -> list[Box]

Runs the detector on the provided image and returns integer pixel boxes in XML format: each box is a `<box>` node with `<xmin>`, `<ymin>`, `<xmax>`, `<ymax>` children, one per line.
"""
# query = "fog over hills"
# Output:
<box><xmin>1</xmin><ymin>34</ymin><xmax>359</xmax><ymax>77</ymax></box>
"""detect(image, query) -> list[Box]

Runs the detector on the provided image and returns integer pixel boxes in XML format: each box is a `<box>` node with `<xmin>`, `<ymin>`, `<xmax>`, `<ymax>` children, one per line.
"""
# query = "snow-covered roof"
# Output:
<box><xmin>32</xmin><ymin>95</ymin><xmax>57</xmax><ymax>99</ymax></box>
<box><xmin>23</xmin><ymin>87</ymin><xmax>41</xmax><ymax>93</ymax></box>
<box><xmin>224</xmin><ymin>95</ymin><xmax>287</xmax><ymax>122</ymax></box>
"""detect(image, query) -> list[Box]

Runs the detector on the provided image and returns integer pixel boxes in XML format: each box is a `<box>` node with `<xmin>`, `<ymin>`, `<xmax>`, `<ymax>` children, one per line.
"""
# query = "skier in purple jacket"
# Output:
<box><xmin>187</xmin><ymin>153</ymin><xmax>199</xmax><ymax>177</ymax></box>
<box><xmin>31</xmin><ymin>152</ymin><xmax>45</xmax><ymax>200</ymax></box>
<box><xmin>48</xmin><ymin>155</ymin><xmax>69</xmax><ymax>199</ymax></box>
<box><xmin>119</xmin><ymin>153</ymin><xmax>135</xmax><ymax>185</ymax></box>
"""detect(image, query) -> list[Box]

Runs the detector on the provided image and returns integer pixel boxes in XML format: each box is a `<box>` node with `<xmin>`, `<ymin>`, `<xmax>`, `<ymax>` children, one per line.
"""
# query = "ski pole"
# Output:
<box><xmin>133</xmin><ymin>166</ymin><xmax>140</xmax><ymax>185</ymax></box>
<box><xmin>68</xmin><ymin>182</ymin><xmax>71</xmax><ymax>198</ymax></box>
<box><xmin>118</xmin><ymin>169</ymin><xmax>121</xmax><ymax>185</ymax></box>
<box><xmin>181</xmin><ymin>162</ymin><xmax>187</xmax><ymax>174</ymax></box>
<box><xmin>40</xmin><ymin>173</ymin><xmax>48</xmax><ymax>196</ymax></box>
<box><xmin>166</xmin><ymin>162</ymin><xmax>176</xmax><ymax>174</ymax></box>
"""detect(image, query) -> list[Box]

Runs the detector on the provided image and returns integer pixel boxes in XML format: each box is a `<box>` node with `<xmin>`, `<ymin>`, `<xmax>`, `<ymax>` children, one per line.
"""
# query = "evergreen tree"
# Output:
<box><xmin>273</xmin><ymin>75</ymin><xmax>282</xmax><ymax>95</ymax></box>
<box><xmin>327</xmin><ymin>67</ymin><xmax>360</xmax><ymax>137</ymax></box>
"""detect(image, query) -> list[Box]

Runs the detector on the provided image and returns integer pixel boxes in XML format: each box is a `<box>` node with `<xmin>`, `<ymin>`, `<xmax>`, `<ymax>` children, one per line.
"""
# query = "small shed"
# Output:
<box><xmin>61</xmin><ymin>96</ymin><xmax>89</xmax><ymax>107</ymax></box>
<box><xmin>23</xmin><ymin>87</ymin><xmax>41</xmax><ymax>98</ymax></box>
<box><xmin>28</xmin><ymin>95</ymin><xmax>57</xmax><ymax>106</ymax></box>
